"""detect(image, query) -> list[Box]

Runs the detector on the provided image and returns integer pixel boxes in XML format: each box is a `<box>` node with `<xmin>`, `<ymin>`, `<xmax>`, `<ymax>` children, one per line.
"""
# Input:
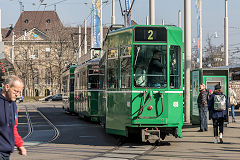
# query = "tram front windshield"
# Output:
<box><xmin>133</xmin><ymin>45</ymin><xmax>167</xmax><ymax>88</ymax></box>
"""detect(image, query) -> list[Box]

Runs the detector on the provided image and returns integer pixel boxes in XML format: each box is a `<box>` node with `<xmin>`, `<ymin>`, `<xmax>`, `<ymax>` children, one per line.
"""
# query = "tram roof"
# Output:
<box><xmin>79</xmin><ymin>58</ymin><xmax>100</xmax><ymax>67</ymax></box>
<box><xmin>214</xmin><ymin>64</ymin><xmax>240</xmax><ymax>70</ymax></box>
<box><xmin>108</xmin><ymin>25</ymin><xmax>182</xmax><ymax>35</ymax></box>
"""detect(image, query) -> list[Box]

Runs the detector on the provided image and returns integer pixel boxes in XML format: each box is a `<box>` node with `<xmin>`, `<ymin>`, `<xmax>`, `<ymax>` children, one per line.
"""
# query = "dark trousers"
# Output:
<box><xmin>199</xmin><ymin>107</ymin><xmax>208</xmax><ymax>131</ymax></box>
<box><xmin>213</xmin><ymin>118</ymin><xmax>224</xmax><ymax>137</ymax></box>
<box><xmin>0</xmin><ymin>153</ymin><xmax>10</xmax><ymax>160</ymax></box>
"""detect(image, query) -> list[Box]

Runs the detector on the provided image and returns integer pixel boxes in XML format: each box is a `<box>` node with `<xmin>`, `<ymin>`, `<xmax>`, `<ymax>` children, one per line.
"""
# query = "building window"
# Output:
<box><xmin>22</xmin><ymin>50</ymin><xmax>27</xmax><ymax>59</ymax></box>
<box><xmin>10</xmin><ymin>50</ymin><xmax>12</xmax><ymax>59</ymax></box>
<box><xmin>232</xmin><ymin>73</ymin><xmax>240</xmax><ymax>80</ymax></box>
<box><xmin>34</xmin><ymin>50</ymin><xmax>38</xmax><ymax>58</ymax></box>
<box><xmin>46</xmin><ymin>19</ymin><xmax>51</xmax><ymax>23</ymax></box>
<box><xmin>45</xmin><ymin>48</ymin><xmax>50</xmax><ymax>58</ymax></box>
<box><xmin>24</xmin><ymin>19</ymin><xmax>29</xmax><ymax>24</ymax></box>
<box><xmin>33</xmin><ymin>69</ymin><xmax>39</xmax><ymax>85</ymax></box>
<box><xmin>45</xmin><ymin>51</ymin><xmax>50</xmax><ymax>58</ymax></box>
<box><xmin>45</xmin><ymin>69</ymin><xmax>51</xmax><ymax>85</ymax></box>
<box><xmin>58</xmin><ymin>50</ymin><xmax>62</xmax><ymax>57</ymax></box>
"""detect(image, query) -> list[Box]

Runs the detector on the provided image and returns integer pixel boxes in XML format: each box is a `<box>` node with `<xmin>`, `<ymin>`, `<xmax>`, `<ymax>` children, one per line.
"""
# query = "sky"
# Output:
<box><xmin>1</xmin><ymin>0</ymin><xmax>240</xmax><ymax>59</ymax></box>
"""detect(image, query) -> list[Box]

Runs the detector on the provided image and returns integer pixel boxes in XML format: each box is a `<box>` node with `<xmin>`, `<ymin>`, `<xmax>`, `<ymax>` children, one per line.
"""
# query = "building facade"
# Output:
<box><xmin>1</xmin><ymin>11</ymin><xmax>107</xmax><ymax>97</ymax></box>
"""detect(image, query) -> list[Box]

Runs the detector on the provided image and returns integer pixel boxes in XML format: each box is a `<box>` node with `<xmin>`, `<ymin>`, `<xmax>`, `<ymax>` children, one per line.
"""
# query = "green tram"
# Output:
<box><xmin>62</xmin><ymin>64</ymin><xmax>78</xmax><ymax>113</ymax></box>
<box><xmin>74</xmin><ymin>58</ymin><xmax>103</xmax><ymax>122</ymax></box>
<box><xmin>100</xmin><ymin>25</ymin><xmax>183</xmax><ymax>142</ymax></box>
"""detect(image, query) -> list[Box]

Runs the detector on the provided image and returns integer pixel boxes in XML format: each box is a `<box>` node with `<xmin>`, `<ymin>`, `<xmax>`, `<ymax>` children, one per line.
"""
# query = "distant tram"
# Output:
<box><xmin>74</xmin><ymin>58</ymin><xmax>103</xmax><ymax>122</ymax></box>
<box><xmin>62</xmin><ymin>64</ymin><xmax>78</xmax><ymax>113</ymax></box>
<box><xmin>64</xmin><ymin>25</ymin><xmax>183</xmax><ymax>143</ymax></box>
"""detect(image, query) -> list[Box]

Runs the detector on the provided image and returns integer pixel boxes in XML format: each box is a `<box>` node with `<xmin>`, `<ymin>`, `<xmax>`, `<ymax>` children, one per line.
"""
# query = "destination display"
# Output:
<box><xmin>134</xmin><ymin>27</ymin><xmax>167</xmax><ymax>42</ymax></box>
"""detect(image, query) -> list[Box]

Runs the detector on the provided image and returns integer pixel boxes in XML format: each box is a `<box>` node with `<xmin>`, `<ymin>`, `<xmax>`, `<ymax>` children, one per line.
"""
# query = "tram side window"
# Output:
<box><xmin>88</xmin><ymin>69</ymin><xmax>100</xmax><ymax>89</ymax></box>
<box><xmin>169</xmin><ymin>45</ymin><xmax>181</xmax><ymax>88</ymax></box>
<box><xmin>120</xmin><ymin>46</ymin><xmax>132</xmax><ymax>88</ymax></box>
<box><xmin>82</xmin><ymin>71</ymin><xmax>86</xmax><ymax>90</ymax></box>
<box><xmin>99</xmin><ymin>65</ymin><xmax>106</xmax><ymax>89</ymax></box>
<box><xmin>62</xmin><ymin>76</ymin><xmax>68</xmax><ymax>96</ymax></box>
<box><xmin>80</xmin><ymin>71</ymin><xmax>83</xmax><ymax>90</ymax></box>
<box><xmin>107</xmin><ymin>60</ymin><xmax>119</xmax><ymax>89</ymax></box>
<box><xmin>107</xmin><ymin>49</ymin><xmax>119</xmax><ymax>89</ymax></box>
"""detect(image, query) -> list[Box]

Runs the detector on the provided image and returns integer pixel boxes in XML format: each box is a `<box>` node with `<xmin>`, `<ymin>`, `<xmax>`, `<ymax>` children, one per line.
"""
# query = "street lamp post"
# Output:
<box><xmin>184</xmin><ymin>0</ymin><xmax>191</xmax><ymax>123</ymax></box>
<box><xmin>199</xmin><ymin>0</ymin><xmax>202</xmax><ymax>68</ymax></box>
<box><xmin>149</xmin><ymin>0</ymin><xmax>155</xmax><ymax>25</ymax></box>
<box><xmin>224</xmin><ymin>0</ymin><xmax>228</xmax><ymax>66</ymax></box>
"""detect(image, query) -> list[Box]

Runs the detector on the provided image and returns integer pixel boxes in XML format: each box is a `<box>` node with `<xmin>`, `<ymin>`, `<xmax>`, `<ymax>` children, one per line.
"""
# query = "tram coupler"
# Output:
<box><xmin>141</xmin><ymin>129</ymin><xmax>160</xmax><ymax>143</ymax></box>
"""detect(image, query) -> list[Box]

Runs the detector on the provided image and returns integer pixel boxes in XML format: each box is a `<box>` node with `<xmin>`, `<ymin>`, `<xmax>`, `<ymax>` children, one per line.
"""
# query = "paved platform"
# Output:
<box><xmin>10</xmin><ymin>103</ymin><xmax>240</xmax><ymax>160</ymax></box>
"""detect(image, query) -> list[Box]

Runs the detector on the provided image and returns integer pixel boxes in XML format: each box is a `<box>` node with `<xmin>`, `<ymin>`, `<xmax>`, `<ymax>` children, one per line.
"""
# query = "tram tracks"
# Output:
<box><xmin>22</xmin><ymin>105</ymin><xmax>33</xmax><ymax>140</ymax></box>
<box><xmin>89</xmin><ymin>141</ymin><xmax>160</xmax><ymax>160</ymax></box>
<box><xmin>20</xmin><ymin>104</ymin><xmax>60</xmax><ymax>145</ymax></box>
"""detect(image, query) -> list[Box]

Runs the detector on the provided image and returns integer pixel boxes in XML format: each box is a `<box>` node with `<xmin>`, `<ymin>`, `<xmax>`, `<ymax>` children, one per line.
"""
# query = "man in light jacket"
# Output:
<box><xmin>229</xmin><ymin>84</ymin><xmax>237</xmax><ymax>122</ymax></box>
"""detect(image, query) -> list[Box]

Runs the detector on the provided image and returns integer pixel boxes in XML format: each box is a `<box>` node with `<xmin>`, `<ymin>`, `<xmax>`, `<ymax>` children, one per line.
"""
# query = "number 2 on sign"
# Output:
<box><xmin>148</xmin><ymin>30</ymin><xmax>153</xmax><ymax>40</ymax></box>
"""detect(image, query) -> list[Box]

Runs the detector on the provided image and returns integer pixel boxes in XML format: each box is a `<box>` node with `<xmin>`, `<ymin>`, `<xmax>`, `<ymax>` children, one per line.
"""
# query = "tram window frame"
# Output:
<box><xmin>88</xmin><ymin>68</ymin><xmax>100</xmax><ymax>89</ymax></box>
<box><xmin>107</xmin><ymin>49</ymin><xmax>119</xmax><ymax>89</ymax></box>
<box><xmin>99</xmin><ymin>63</ymin><xmax>106</xmax><ymax>89</ymax></box>
<box><xmin>169</xmin><ymin>45</ymin><xmax>181</xmax><ymax>89</ymax></box>
<box><xmin>82</xmin><ymin>71</ymin><xmax>86</xmax><ymax>90</ymax></box>
<box><xmin>120</xmin><ymin>45</ymin><xmax>132</xmax><ymax>89</ymax></box>
<box><xmin>62</xmin><ymin>76</ymin><xmax>68</xmax><ymax>96</ymax></box>
<box><xmin>133</xmin><ymin>45</ymin><xmax>168</xmax><ymax>88</ymax></box>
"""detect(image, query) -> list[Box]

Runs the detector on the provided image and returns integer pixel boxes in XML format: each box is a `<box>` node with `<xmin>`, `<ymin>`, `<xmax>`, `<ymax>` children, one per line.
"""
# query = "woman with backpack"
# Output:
<box><xmin>208</xmin><ymin>84</ymin><xmax>229</xmax><ymax>144</ymax></box>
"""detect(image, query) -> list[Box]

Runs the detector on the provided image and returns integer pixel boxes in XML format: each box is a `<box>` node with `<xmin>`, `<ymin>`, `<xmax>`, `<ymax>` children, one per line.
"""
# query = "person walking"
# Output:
<box><xmin>0</xmin><ymin>75</ymin><xmax>27</xmax><ymax>159</ymax></box>
<box><xmin>208</xmin><ymin>84</ymin><xmax>229</xmax><ymax>144</ymax></box>
<box><xmin>197</xmin><ymin>84</ymin><xmax>209</xmax><ymax>132</ymax></box>
<box><xmin>229</xmin><ymin>84</ymin><xmax>237</xmax><ymax>122</ymax></box>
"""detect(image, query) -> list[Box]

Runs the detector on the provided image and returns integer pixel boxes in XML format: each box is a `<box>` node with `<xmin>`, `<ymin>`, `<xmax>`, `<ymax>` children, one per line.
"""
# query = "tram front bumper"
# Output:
<box><xmin>141</xmin><ymin>129</ymin><xmax>160</xmax><ymax>143</ymax></box>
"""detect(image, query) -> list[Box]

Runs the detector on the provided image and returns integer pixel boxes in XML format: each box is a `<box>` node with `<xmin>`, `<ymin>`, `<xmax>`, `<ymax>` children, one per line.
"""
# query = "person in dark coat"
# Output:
<box><xmin>147</xmin><ymin>50</ymin><xmax>164</xmax><ymax>87</ymax></box>
<box><xmin>197</xmin><ymin>84</ymin><xmax>209</xmax><ymax>132</ymax></box>
<box><xmin>0</xmin><ymin>75</ymin><xmax>27</xmax><ymax>159</ymax></box>
<box><xmin>208</xmin><ymin>84</ymin><xmax>229</xmax><ymax>144</ymax></box>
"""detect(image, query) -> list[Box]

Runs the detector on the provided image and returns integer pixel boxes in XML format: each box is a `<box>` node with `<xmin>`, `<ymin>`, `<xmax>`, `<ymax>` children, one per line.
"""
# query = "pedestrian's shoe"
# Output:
<box><xmin>232</xmin><ymin>118</ymin><xmax>236</xmax><ymax>123</ymax></box>
<box><xmin>214</xmin><ymin>138</ymin><xmax>218</xmax><ymax>144</ymax></box>
<box><xmin>198</xmin><ymin>129</ymin><xmax>203</xmax><ymax>132</ymax></box>
<box><xmin>219</xmin><ymin>138</ymin><xmax>223</xmax><ymax>144</ymax></box>
<box><xmin>219</xmin><ymin>133</ymin><xmax>223</xmax><ymax>144</ymax></box>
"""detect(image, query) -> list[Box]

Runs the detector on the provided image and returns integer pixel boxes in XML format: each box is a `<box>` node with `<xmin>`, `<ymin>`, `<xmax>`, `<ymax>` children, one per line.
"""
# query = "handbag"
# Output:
<box><xmin>230</xmin><ymin>96</ymin><xmax>237</xmax><ymax>106</ymax></box>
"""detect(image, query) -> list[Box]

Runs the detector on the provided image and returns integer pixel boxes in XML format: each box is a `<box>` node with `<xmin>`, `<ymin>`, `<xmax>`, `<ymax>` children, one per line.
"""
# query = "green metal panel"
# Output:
<box><xmin>106</xmin><ymin>91</ymin><xmax>132</xmax><ymax>136</ymax></box>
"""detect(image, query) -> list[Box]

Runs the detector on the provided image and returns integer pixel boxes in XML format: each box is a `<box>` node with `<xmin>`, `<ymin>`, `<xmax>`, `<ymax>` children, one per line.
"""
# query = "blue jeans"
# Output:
<box><xmin>199</xmin><ymin>107</ymin><xmax>208</xmax><ymax>131</ymax></box>
<box><xmin>231</xmin><ymin>105</ymin><xmax>235</xmax><ymax>119</ymax></box>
